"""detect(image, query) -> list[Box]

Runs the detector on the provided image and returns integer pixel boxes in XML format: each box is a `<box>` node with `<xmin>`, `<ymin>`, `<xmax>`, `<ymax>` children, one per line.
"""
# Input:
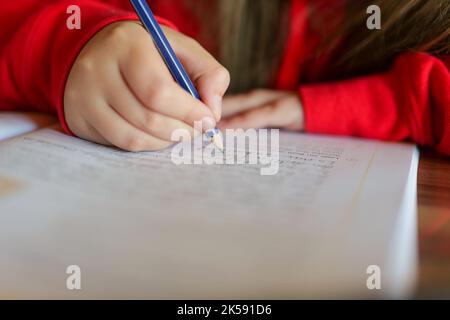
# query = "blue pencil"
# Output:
<box><xmin>129</xmin><ymin>0</ymin><xmax>223</xmax><ymax>150</ymax></box>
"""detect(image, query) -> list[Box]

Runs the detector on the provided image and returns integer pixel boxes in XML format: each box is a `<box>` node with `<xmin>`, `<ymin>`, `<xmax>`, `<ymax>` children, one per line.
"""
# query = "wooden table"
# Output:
<box><xmin>417</xmin><ymin>149</ymin><xmax>450</xmax><ymax>298</ymax></box>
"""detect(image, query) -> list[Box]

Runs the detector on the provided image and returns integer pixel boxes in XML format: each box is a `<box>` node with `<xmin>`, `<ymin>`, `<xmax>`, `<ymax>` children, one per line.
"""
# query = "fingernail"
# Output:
<box><xmin>201</xmin><ymin>117</ymin><xmax>216</xmax><ymax>131</ymax></box>
<box><xmin>211</xmin><ymin>95</ymin><xmax>222</xmax><ymax>122</ymax></box>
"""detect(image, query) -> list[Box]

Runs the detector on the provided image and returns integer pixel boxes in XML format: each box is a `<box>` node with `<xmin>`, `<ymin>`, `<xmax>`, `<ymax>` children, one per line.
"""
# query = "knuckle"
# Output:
<box><xmin>215</xmin><ymin>66</ymin><xmax>231</xmax><ymax>86</ymax></box>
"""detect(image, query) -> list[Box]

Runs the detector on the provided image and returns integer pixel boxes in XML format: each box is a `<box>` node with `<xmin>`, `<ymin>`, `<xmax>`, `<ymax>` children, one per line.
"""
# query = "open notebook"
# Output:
<box><xmin>0</xmin><ymin>112</ymin><xmax>419</xmax><ymax>299</ymax></box>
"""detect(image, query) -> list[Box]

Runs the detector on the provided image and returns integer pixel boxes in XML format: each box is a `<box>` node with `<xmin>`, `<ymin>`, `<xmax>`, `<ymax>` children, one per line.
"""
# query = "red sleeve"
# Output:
<box><xmin>0</xmin><ymin>0</ymin><xmax>176</xmax><ymax>135</ymax></box>
<box><xmin>299</xmin><ymin>53</ymin><xmax>450</xmax><ymax>156</ymax></box>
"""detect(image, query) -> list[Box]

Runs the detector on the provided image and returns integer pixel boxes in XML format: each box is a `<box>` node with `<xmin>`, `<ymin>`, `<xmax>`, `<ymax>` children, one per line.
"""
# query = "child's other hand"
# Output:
<box><xmin>64</xmin><ymin>22</ymin><xmax>230</xmax><ymax>151</ymax></box>
<box><xmin>218</xmin><ymin>90</ymin><xmax>304</xmax><ymax>131</ymax></box>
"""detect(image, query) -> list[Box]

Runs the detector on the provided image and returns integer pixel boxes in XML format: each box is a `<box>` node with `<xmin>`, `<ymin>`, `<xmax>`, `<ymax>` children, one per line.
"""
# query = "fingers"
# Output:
<box><xmin>64</xmin><ymin>21</ymin><xmax>225</xmax><ymax>153</ymax></box>
<box><xmin>219</xmin><ymin>105</ymin><xmax>278</xmax><ymax>130</ymax></box>
<box><xmin>84</xmin><ymin>99</ymin><xmax>173</xmax><ymax>152</ymax></box>
<box><xmin>106</xmin><ymin>69</ymin><xmax>199</xmax><ymax>142</ymax></box>
<box><xmin>165</xmin><ymin>27</ymin><xmax>230</xmax><ymax>121</ymax></box>
<box><xmin>118</xmin><ymin>24</ymin><xmax>221</xmax><ymax>130</ymax></box>
<box><xmin>119</xmin><ymin>47</ymin><xmax>216</xmax><ymax>131</ymax></box>
<box><xmin>222</xmin><ymin>89</ymin><xmax>290</xmax><ymax>118</ymax></box>
<box><xmin>219</xmin><ymin>95</ymin><xmax>303</xmax><ymax>130</ymax></box>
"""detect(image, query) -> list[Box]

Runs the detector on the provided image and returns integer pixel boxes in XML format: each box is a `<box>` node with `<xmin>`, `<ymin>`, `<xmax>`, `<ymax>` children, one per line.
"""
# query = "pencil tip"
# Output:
<box><xmin>212</xmin><ymin>133</ymin><xmax>224</xmax><ymax>151</ymax></box>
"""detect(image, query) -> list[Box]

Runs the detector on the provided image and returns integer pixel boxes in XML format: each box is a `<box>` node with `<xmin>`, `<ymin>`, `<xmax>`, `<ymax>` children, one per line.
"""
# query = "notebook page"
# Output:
<box><xmin>0</xmin><ymin>127</ymin><xmax>418</xmax><ymax>298</ymax></box>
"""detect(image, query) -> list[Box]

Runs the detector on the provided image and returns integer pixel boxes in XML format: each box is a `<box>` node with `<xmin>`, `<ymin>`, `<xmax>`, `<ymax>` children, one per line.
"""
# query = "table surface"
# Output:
<box><xmin>417</xmin><ymin>149</ymin><xmax>450</xmax><ymax>298</ymax></box>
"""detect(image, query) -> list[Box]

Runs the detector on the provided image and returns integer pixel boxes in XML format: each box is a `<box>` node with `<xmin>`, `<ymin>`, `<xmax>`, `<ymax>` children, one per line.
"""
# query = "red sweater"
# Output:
<box><xmin>1</xmin><ymin>0</ymin><xmax>449</xmax><ymax>155</ymax></box>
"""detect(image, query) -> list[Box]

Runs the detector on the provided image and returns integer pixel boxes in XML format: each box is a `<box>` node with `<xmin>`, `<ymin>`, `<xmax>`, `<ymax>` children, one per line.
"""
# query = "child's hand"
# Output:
<box><xmin>64</xmin><ymin>22</ymin><xmax>230</xmax><ymax>151</ymax></box>
<box><xmin>219</xmin><ymin>90</ymin><xmax>304</xmax><ymax>131</ymax></box>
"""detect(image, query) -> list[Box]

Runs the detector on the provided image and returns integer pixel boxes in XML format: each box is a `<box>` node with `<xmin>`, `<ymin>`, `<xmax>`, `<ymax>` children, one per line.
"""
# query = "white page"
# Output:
<box><xmin>0</xmin><ymin>128</ymin><xmax>418</xmax><ymax>299</ymax></box>
<box><xmin>0</xmin><ymin>112</ymin><xmax>56</xmax><ymax>141</ymax></box>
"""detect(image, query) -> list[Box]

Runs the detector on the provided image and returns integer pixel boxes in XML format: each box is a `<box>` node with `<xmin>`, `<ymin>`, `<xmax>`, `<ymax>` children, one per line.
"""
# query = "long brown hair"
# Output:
<box><xmin>186</xmin><ymin>0</ymin><xmax>450</xmax><ymax>92</ymax></box>
<box><xmin>320</xmin><ymin>0</ymin><xmax>450</xmax><ymax>79</ymax></box>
